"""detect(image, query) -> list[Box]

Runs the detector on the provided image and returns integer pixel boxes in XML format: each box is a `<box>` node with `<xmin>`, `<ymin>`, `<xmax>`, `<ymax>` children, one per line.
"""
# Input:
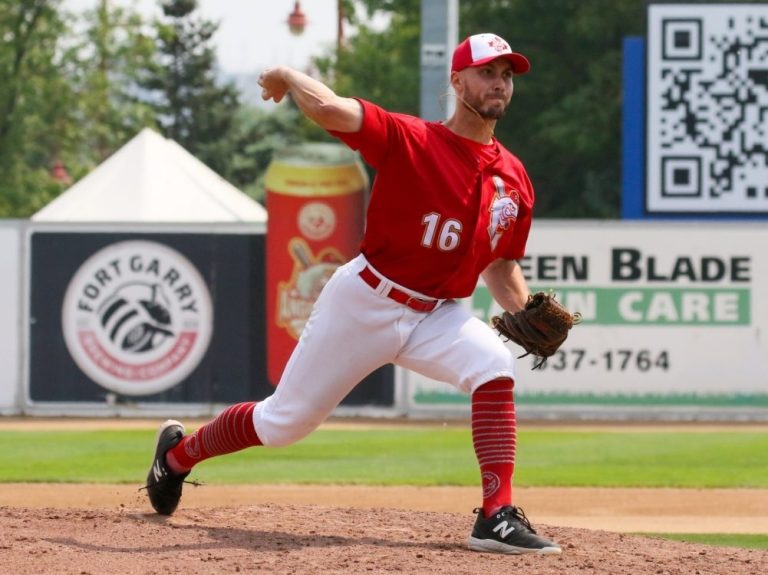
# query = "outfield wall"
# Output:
<box><xmin>0</xmin><ymin>221</ymin><xmax>22</xmax><ymax>414</ymax></box>
<box><xmin>1</xmin><ymin>219</ymin><xmax>766</xmax><ymax>420</ymax></box>
<box><xmin>0</xmin><ymin>221</ymin><xmax>391</xmax><ymax>418</ymax></box>
<box><xmin>402</xmin><ymin>220</ymin><xmax>768</xmax><ymax>421</ymax></box>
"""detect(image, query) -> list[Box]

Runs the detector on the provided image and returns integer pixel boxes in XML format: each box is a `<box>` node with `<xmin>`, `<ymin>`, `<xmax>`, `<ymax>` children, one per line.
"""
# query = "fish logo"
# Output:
<box><xmin>488</xmin><ymin>176</ymin><xmax>519</xmax><ymax>250</ymax></box>
<box><xmin>488</xmin><ymin>35</ymin><xmax>511</xmax><ymax>54</ymax></box>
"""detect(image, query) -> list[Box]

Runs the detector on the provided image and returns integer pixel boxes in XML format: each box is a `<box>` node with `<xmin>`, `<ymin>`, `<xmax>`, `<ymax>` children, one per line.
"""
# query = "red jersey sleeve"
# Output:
<box><xmin>327</xmin><ymin>99</ymin><xmax>395</xmax><ymax>169</ymax></box>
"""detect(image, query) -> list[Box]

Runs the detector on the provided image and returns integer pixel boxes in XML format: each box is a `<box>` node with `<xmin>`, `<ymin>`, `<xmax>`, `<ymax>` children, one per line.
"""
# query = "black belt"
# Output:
<box><xmin>358</xmin><ymin>266</ymin><xmax>438</xmax><ymax>313</ymax></box>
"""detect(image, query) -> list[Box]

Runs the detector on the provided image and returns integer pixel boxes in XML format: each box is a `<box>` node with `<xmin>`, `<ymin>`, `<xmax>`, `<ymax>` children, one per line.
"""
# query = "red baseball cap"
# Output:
<box><xmin>451</xmin><ymin>33</ymin><xmax>530</xmax><ymax>75</ymax></box>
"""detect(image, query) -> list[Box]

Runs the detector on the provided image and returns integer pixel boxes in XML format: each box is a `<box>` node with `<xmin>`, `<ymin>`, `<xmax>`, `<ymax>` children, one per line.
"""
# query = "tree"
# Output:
<box><xmin>0</xmin><ymin>0</ymin><xmax>73</xmax><ymax>216</ymax></box>
<box><xmin>316</xmin><ymin>0</ymin><xmax>421</xmax><ymax>116</ymax></box>
<box><xmin>225</xmin><ymin>105</ymin><xmax>305</xmax><ymax>204</ymax></box>
<box><xmin>314</xmin><ymin>0</ymin><xmax>647</xmax><ymax>218</ymax></box>
<box><xmin>70</xmin><ymin>0</ymin><xmax>157</xmax><ymax>162</ymax></box>
<box><xmin>460</xmin><ymin>0</ymin><xmax>645</xmax><ymax>218</ymax></box>
<box><xmin>139</xmin><ymin>0</ymin><xmax>239</xmax><ymax>176</ymax></box>
<box><xmin>0</xmin><ymin>0</ymin><xmax>159</xmax><ymax>217</ymax></box>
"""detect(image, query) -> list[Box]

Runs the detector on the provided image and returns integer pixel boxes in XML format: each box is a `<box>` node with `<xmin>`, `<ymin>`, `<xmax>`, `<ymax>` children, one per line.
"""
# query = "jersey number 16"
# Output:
<box><xmin>421</xmin><ymin>213</ymin><xmax>463</xmax><ymax>252</ymax></box>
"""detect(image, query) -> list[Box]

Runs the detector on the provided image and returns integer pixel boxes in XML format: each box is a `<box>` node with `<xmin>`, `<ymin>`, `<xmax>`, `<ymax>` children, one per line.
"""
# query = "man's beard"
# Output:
<box><xmin>461</xmin><ymin>91</ymin><xmax>508</xmax><ymax>120</ymax></box>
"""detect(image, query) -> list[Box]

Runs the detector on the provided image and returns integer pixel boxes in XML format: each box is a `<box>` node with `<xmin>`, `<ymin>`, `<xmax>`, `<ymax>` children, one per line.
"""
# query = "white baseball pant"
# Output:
<box><xmin>253</xmin><ymin>254</ymin><xmax>516</xmax><ymax>447</ymax></box>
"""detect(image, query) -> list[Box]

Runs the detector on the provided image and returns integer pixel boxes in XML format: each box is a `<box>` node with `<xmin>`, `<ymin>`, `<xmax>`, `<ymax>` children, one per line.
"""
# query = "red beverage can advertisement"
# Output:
<box><xmin>265</xmin><ymin>143</ymin><xmax>368</xmax><ymax>386</ymax></box>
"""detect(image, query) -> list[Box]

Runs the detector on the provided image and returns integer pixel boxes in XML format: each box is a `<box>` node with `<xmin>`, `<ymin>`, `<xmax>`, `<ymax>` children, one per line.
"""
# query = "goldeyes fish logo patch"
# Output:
<box><xmin>487</xmin><ymin>175</ymin><xmax>519</xmax><ymax>250</ymax></box>
<box><xmin>488</xmin><ymin>35</ymin><xmax>511</xmax><ymax>54</ymax></box>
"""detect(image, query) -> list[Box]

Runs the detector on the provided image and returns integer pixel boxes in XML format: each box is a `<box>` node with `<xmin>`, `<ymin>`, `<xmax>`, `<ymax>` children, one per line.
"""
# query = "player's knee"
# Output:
<box><xmin>460</xmin><ymin>349</ymin><xmax>515</xmax><ymax>394</ymax></box>
<box><xmin>261</xmin><ymin>420</ymin><xmax>317</xmax><ymax>447</ymax></box>
<box><xmin>254</xmin><ymin>398</ymin><xmax>326</xmax><ymax>447</ymax></box>
<box><xmin>261</xmin><ymin>430</ymin><xmax>300</xmax><ymax>448</ymax></box>
<box><xmin>484</xmin><ymin>337</ymin><xmax>515</xmax><ymax>370</ymax></box>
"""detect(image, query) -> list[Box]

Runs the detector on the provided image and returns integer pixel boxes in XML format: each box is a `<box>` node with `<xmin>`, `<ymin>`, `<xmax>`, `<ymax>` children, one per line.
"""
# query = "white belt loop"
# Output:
<box><xmin>375</xmin><ymin>277</ymin><xmax>390</xmax><ymax>297</ymax></box>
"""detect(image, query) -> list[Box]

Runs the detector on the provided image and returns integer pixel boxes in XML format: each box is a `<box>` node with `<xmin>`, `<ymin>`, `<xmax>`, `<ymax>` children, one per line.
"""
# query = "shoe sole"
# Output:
<box><xmin>467</xmin><ymin>536</ymin><xmax>562</xmax><ymax>555</ymax></box>
<box><xmin>146</xmin><ymin>419</ymin><xmax>187</xmax><ymax>516</ymax></box>
<box><xmin>156</xmin><ymin>419</ymin><xmax>185</xmax><ymax>442</ymax></box>
<box><xmin>148</xmin><ymin>419</ymin><xmax>185</xmax><ymax>482</ymax></box>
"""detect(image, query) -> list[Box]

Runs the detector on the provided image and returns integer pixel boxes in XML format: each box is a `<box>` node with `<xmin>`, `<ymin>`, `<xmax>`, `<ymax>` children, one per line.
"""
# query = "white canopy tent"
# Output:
<box><xmin>32</xmin><ymin>128</ymin><xmax>267</xmax><ymax>222</ymax></box>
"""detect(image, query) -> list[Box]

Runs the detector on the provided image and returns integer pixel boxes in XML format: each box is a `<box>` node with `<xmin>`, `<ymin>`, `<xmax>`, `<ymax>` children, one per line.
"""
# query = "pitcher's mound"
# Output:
<box><xmin>1</xmin><ymin>504</ymin><xmax>766</xmax><ymax>574</ymax></box>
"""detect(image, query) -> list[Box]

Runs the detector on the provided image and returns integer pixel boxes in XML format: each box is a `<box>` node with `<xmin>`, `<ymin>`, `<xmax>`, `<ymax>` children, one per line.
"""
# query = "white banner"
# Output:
<box><xmin>0</xmin><ymin>222</ymin><xmax>21</xmax><ymax>412</ymax></box>
<box><xmin>404</xmin><ymin>221</ymin><xmax>768</xmax><ymax>411</ymax></box>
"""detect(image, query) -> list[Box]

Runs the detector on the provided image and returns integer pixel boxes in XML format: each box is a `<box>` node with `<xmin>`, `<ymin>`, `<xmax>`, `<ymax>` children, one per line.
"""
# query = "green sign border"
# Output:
<box><xmin>471</xmin><ymin>286</ymin><xmax>751</xmax><ymax>326</ymax></box>
<box><xmin>414</xmin><ymin>390</ymin><xmax>768</xmax><ymax>408</ymax></box>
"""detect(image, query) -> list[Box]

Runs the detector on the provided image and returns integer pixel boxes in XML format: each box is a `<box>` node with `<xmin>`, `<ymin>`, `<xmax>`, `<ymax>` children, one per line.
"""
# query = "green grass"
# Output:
<box><xmin>515</xmin><ymin>430</ymin><xmax>768</xmax><ymax>488</ymax></box>
<box><xmin>0</xmin><ymin>427</ymin><xmax>767</xmax><ymax>488</ymax></box>
<box><xmin>644</xmin><ymin>533</ymin><xmax>768</xmax><ymax>550</ymax></box>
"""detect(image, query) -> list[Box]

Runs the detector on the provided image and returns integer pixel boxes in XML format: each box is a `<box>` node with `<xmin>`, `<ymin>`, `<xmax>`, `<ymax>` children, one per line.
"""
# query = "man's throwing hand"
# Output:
<box><xmin>258</xmin><ymin>68</ymin><xmax>290</xmax><ymax>103</ymax></box>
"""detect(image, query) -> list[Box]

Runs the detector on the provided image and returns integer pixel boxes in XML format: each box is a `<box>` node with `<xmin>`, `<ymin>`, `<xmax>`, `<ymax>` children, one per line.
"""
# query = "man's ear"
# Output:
<box><xmin>450</xmin><ymin>71</ymin><xmax>463</xmax><ymax>92</ymax></box>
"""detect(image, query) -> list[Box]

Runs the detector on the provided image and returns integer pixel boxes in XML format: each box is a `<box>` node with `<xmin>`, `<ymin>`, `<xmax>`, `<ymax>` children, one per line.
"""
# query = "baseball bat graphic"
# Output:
<box><xmin>290</xmin><ymin>238</ymin><xmax>313</xmax><ymax>269</ymax></box>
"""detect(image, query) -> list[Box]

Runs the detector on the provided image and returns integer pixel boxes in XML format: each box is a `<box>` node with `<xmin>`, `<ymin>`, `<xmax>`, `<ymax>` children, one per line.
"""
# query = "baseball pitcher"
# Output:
<box><xmin>145</xmin><ymin>33</ymin><xmax>575</xmax><ymax>555</ymax></box>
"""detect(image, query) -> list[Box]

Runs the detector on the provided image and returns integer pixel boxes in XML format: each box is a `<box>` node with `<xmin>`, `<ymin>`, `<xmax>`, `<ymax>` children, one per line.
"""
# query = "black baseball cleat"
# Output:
<box><xmin>144</xmin><ymin>420</ymin><xmax>189</xmax><ymax>515</ymax></box>
<box><xmin>467</xmin><ymin>506</ymin><xmax>562</xmax><ymax>555</ymax></box>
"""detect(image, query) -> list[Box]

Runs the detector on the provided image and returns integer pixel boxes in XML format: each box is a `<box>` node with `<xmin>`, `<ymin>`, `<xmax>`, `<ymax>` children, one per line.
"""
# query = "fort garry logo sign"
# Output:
<box><xmin>62</xmin><ymin>241</ymin><xmax>213</xmax><ymax>396</ymax></box>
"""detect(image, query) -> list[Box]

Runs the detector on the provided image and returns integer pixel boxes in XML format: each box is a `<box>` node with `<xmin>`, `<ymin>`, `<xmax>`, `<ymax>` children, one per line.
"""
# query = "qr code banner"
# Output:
<box><xmin>647</xmin><ymin>4</ymin><xmax>768</xmax><ymax>214</ymax></box>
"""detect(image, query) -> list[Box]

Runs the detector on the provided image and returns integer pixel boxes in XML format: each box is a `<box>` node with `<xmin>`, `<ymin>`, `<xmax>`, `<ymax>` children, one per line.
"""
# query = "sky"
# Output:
<box><xmin>63</xmin><ymin>0</ymin><xmax>355</xmax><ymax>75</ymax></box>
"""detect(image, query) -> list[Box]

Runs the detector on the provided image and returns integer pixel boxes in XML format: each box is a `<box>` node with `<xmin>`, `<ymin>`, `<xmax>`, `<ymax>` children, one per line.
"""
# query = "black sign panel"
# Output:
<box><xmin>29</xmin><ymin>231</ymin><xmax>393</xmax><ymax>407</ymax></box>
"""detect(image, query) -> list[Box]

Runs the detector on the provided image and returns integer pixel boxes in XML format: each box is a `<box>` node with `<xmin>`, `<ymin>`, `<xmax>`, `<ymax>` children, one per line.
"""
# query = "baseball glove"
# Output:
<box><xmin>491</xmin><ymin>292</ymin><xmax>581</xmax><ymax>369</ymax></box>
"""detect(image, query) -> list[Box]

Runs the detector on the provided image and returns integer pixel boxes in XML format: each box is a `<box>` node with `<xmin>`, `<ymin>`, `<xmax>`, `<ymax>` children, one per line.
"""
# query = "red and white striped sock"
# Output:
<box><xmin>166</xmin><ymin>402</ymin><xmax>262</xmax><ymax>473</ymax></box>
<box><xmin>471</xmin><ymin>378</ymin><xmax>516</xmax><ymax>517</ymax></box>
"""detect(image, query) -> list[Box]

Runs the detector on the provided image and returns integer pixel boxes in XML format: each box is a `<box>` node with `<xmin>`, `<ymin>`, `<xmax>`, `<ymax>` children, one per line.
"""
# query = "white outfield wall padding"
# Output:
<box><xmin>0</xmin><ymin>221</ymin><xmax>22</xmax><ymax>414</ymax></box>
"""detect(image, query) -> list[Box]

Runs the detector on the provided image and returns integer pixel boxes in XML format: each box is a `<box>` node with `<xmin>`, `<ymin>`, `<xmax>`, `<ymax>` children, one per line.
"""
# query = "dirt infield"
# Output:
<box><xmin>1</xmin><ymin>502</ymin><xmax>766</xmax><ymax>575</ymax></box>
<box><xmin>4</xmin><ymin>483</ymin><xmax>768</xmax><ymax>534</ymax></box>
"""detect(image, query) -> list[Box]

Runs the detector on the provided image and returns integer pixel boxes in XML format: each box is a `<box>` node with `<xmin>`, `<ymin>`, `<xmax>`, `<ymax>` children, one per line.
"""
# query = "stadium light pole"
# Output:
<box><xmin>420</xmin><ymin>0</ymin><xmax>459</xmax><ymax>121</ymax></box>
<box><xmin>287</xmin><ymin>1</ymin><xmax>307</xmax><ymax>35</ymax></box>
<box><xmin>286</xmin><ymin>1</ymin><xmax>345</xmax><ymax>53</ymax></box>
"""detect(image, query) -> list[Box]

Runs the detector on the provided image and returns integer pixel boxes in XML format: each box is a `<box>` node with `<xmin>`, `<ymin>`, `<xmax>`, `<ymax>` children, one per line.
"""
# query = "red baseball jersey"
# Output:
<box><xmin>331</xmin><ymin>99</ymin><xmax>534</xmax><ymax>299</ymax></box>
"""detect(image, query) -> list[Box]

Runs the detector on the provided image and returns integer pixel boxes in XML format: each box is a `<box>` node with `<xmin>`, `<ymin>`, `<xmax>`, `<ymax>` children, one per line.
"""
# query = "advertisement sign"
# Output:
<box><xmin>646</xmin><ymin>3</ymin><xmax>768</xmax><ymax>215</ymax></box>
<box><xmin>265</xmin><ymin>144</ymin><xmax>368</xmax><ymax>386</ymax></box>
<box><xmin>60</xmin><ymin>240</ymin><xmax>214</xmax><ymax>396</ymax></box>
<box><xmin>28</xmin><ymin>231</ymin><xmax>269</xmax><ymax>405</ymax></box>
<box><xmin>27</xmin><ymin>227</ymin><xmax>393</xmax><ymax>411</ymax></box>
<box><xmin>406</xmin><ymin>221</ymin><xmax>768</xmax><ymax>410</ymax></box>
